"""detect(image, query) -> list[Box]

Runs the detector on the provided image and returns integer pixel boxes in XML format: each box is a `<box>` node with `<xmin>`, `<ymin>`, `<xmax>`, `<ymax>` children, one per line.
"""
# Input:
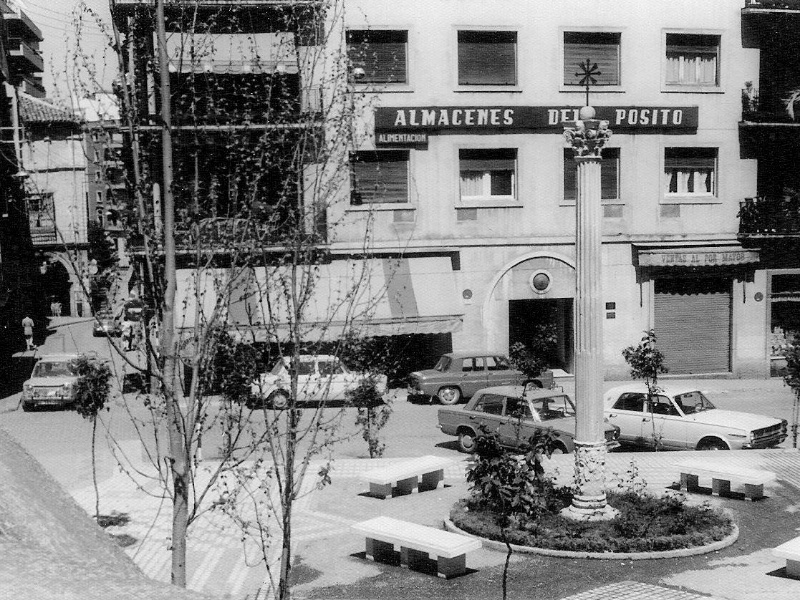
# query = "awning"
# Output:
<box><xmin>175</xmin><ymin>257</ymin><xmax>464</xmax><ymax>342</ymax></box>
<box><xmin>165</xmin><ymin>32</ymin><xmax>298</xmax><ymax>75</ymax></box>
<box><xmin>635</xmin><ymin>245</ymin><xmax>760</xmax><ymax>268</ymax></box>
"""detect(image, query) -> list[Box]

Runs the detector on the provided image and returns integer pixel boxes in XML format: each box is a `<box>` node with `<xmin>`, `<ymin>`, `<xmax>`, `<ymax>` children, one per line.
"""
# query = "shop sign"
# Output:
<box><xmin>638</xmin><ymin>248</ymin><xmax>760</xmax><ymax>267</ymax></box>
<box><xmin>375</xmin><ymin>106</ymin><xmax>698</xmax><ymax>143</ymax></box>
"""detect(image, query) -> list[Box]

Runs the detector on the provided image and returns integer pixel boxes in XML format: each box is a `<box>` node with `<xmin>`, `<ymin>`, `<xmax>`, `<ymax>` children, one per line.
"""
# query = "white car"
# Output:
<box><xmin>604</xmin><ymin>383</ymin><xmax>788</xmax><ymax>451</ymax></box>
<box><xmin>21</xmin><ymin>354</ymin><xmax>81</xmax><ymax>411</ymax></box>
<box><xmin>248</xmin><ymin>355</ymin><xmax>388</xmax><ymax>409</ymax></box>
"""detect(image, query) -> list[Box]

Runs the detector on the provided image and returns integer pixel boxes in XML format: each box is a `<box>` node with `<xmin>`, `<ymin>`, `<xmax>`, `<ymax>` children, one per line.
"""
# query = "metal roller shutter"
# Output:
<box><xmin>654</xmin><ymin>277</ymin><xmax>731</xmax><ymax>374</ymax></box>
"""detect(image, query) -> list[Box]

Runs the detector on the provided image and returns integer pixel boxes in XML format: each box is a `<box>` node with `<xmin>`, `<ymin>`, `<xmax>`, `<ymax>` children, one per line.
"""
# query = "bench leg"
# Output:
<box><xmin>369</xmin><ymin>482</ymin><xmax>393</xmax><ymax>499</ymax></box>
<box><xmin>400</xmin><ymin>546</ymin><xmax>429</xmax><ymax>571</ymax></box>
<box><xmin>419</xmin><ymin>469</ymin><xmax>444</xmax><ymax>492</ymax></box>
<box><xmin>787</xmin><ymin>559</ymin><xmax>800</xmax><ymax>579</ymax></box>
<box><xmin>436</xmin><ymin>554</ymin><xmax>466</xmax><ymax>579</ymax></box>
<box><xmin>365</xmin><ymin>538</ymin><xmax>394</xmax><ymax>563</ymax></box>
<box><xmin>712</xmin><ymin>478</ymin><xmax>731</xmax><ymax>497</ymax></box>
<box><xmin>743</xmin><ymin>483</ymin><xmax>764</xmax><ymax>501</ymax></box>
<box><xmin>394</xmin><ymin>476</ymin><xmax>418</xmax><ymax>496</ymax></box>
<box><xmin>680</xmin><ymin>473</ymin><xmax>699</xmax><ymax>492</ymax></box>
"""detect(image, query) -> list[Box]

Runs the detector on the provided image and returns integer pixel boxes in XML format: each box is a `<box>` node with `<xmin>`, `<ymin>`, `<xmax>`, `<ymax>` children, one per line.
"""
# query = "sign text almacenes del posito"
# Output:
<box><xmin>375</xmin><ymin>105</ymin><xmax>698</xmax><ymax>145</ymax></box>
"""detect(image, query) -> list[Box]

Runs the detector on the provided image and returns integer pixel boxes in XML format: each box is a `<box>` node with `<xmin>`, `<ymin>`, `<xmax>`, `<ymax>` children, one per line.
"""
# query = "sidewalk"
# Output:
<box><xmin>67</xmin><ymin>447</ymin><xmax>800</xmax><ymax>600</ymax></box>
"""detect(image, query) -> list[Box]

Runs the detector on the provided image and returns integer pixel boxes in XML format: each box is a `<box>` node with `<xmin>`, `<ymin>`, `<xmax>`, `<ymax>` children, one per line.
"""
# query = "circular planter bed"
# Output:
<box><xmin>448</xmin><ymin>491</ymin><xmax>738</xmax><ymax>559</ymax></box>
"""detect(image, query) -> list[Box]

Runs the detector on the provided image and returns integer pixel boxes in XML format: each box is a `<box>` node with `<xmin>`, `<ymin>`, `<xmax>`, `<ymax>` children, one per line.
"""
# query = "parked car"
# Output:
<box><xmin>603</xmin><ymin>383</ymin><xmax>788</xmax><ymax>451</ymax></box>
<box><xmin>21</xmin><ymin>353</ymin><xmax>82</xmax><ymax>411</ymax></box>
<box><xmin>438</xmin><ymin>384</ymin><xmax>620</xmax><ymax>454</ymax></box>
<box><xmin>92</xmin><ymin>312</ymin><xmax>121</xmax><ymax>337</ymax></box>
<box><xmin>248</xmin><ymin>355</ymin><xmax>388</xmax><ymax>409</ymax></box>
<box><xmin>407</xmin><ymin>351</ymin><xmax>553</xmax><ymax>405</ymax></box>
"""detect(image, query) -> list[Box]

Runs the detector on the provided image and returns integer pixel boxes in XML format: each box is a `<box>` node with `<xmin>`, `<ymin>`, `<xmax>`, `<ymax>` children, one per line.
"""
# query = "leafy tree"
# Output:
<box><xmin>72</xmin><ymin>355</ymin><xmax>112</xmax><ymax>520</ymax></box>
<box><xmin>622</xmin><ymin>330</ymin><xmax>669</xmax><ymax>449</ymax></box>
<box><xmin>346</xmin><ymin>377</ymin><xmax>391</xmax><ymax>458</ymax></box>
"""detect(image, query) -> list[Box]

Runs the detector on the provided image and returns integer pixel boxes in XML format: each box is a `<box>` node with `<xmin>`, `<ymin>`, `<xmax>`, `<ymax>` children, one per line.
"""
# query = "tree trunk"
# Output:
<box><xmin>277</xmin><ymin>408</ymin><xmax>299</xmax><ymax>600</ymax></box>
<box><xmin>92</xmin><ymin>416</ymin><xmax>100</xmax><ymax>519</ymax></box>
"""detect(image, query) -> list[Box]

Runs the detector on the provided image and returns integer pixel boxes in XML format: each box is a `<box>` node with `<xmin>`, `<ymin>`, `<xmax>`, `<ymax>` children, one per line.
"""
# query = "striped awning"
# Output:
<box><xmin>175</xmin><ymin>256</ymin><xmax>463</xmax><ymax>342</ymax></box>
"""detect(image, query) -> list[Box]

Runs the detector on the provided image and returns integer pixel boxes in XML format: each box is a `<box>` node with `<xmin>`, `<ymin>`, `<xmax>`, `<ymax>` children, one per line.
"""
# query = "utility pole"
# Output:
<box><xmin>155</xmin><ymin>0</ymin><xmax>189</xmax><ymax>586</ymax></box>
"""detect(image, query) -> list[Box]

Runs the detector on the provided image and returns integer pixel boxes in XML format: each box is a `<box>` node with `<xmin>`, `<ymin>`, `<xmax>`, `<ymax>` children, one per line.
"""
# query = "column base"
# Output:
<box><xmin>560</xmin><ymin>501</ymin><xmax>619</xmax><ymax>522</ymax></box>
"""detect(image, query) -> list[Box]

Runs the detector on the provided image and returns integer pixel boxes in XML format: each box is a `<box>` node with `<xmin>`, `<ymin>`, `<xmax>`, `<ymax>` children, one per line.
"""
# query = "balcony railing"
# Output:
<box><xmin>741</xmin><ymin>86</ymin><xmax>798</xmax><ymax>123</ymax></box>
<box><xmin>738</xmin><ymin>196</ymin><xmax>800</xmax><ymax>238</ymax></box>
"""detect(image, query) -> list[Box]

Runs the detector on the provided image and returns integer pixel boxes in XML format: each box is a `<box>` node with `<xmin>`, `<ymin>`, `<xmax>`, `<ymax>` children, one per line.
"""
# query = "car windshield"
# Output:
<box><xmin>319</xmin><ymin>359</ymin><xmax>346</xmax><ymax>376</ymax></box>
<box><xmin>32</xmin><ymin>361</ymin><xmax>75</xmax><ymax>377</ymax></box>
<box><xmin>531</xmin><ymin>395</ymin><xmax>576</xmax><ymax>421</ymax></box>
<box><xmin>434</xmin><ymin>356</ymin><xmax>452</xmax><ymax>372</ymax></box>
<box><xmin>673</xmin><ymin>391</ymin><xmax>715</xmax><ymax>414</ymax></box>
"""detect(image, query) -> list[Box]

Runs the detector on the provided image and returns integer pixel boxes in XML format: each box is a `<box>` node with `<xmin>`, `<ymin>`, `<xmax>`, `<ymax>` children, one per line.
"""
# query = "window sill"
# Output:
<box><xmin>455</xmin><ymin>85</ymin><xmax>522</xmax><ymax>93</ymax></box>
<box><xmin>662</xmin><ymin>85</ymin><xmax>722</xmax><ymax>94</ymax></box>
<box><xmin>347</xmin><ymin>203</ymin><xmax>415</xmax><ymax>212</ymax></box>
<box><xmin>560</xmin><ymin>86</ymin><xmax>625</xmax><ymax>94</ymax></box>
<box><xmin>457</xmin><ymin>199</ymin><xmax>522</xmax><ymax>209</ymax></box>
<box><xmin>661</xmin><ymin>195</ymin><xmax>720</xmax><ymax>205</ymax></box>
<box><xmin>349</xmin><ymin>84</ymin><xmax>414</xmax><ymax>93</ymax></box>
<box><xmin>560</xmin><ymin>199</ymin><xmax>623</xmax><ymax>206</ymax></box>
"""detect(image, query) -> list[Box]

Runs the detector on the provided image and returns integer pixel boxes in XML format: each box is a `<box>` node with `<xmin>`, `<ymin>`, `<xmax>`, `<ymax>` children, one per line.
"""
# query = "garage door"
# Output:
<box><xmin>654</xmin><ymin>277</ymin><xmax>731</xmax><ymax>374</ymax></box>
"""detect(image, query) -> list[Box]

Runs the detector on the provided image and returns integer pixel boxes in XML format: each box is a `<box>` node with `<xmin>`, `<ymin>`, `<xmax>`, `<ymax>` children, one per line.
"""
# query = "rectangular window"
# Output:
<box><xmin>458</xmin><ymin>30</ymin><xmax>517</xmax><ymax>86</ymax></box>
<box><xmin>666</xmin><ymin>34</ymin><xmax>719</xmax><ymax>87</ymax></box>
<box><xmin>564</xmin><ymin>148</ymin><xmax>620</xmax><ymax>201</ymax></box>
<box><xmin>664</xmin><ymin>148</ymin><xmax>717</xmax><ymax>196</ymax></box>
<box><xmin>350</xmin><ymin>150</ymin><xmax>409</xmax><ymax>205</ymax></box>
<box><xmin>564</xmin><ymin>32</ymin><xmax>620</xmax><ymax>86</ymax></box>
<box><xmin>459</xmin><ymin>149</ymin><xmax>516</xmax><ymax>200</ymax></box>
<box><xmin>346</xmin><ymin>30</ymin><xmax>407</xmax><ymax>84</ymax></box>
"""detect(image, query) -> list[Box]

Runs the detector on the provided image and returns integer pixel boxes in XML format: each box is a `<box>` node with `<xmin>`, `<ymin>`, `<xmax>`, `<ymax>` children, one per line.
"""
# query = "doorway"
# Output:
<box><xmin>508</xmin><ymin>298</ymin><xmax>574</xmax><ymax>373</ymax></box>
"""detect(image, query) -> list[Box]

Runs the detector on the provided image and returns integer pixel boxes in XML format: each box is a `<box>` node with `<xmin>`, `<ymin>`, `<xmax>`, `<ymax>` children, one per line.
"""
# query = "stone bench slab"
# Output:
<box><xmin>362</xmin><ymin>456</ymin><xmax>455</xmax><ymax>498</ymax></box>
<box><xmin>675</xmin><ymin>461</ymin><xmax>777</xmax><ymax>501</ymax></box>
<box><xmin>773</xmin><ymin>536</ymin><xmax>800</xmax><ymax>579</ymax></box>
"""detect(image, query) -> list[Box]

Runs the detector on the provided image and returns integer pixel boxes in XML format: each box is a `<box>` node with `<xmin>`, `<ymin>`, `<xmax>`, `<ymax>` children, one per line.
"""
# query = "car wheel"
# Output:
<box><xmin>457</xmin><ymin>429</ymin><xmax>477</xmax><ymax>453</ymax></box>
<box><xmin>269</xmin><ymin>390</ymin><xmax>290</xmax><ymax>410</ymax></box>
<box><xmin>550</xmin><ymin>444</ymin><xmax>567</xmax><ymax>455</ymax></box>
<box><xmin>21</xmin><ymin>401</ymin><xmax>34</xmax><ymax>412</ymax></box>
<box><xmin>437</xmin><ymin>386</ymin><xmax>461</xmax><ymax>405</ymax></box>
<box><xmin>698</xmin><ymin>438</ymin><xmax>729</xmax><ymax>451</ymax></box>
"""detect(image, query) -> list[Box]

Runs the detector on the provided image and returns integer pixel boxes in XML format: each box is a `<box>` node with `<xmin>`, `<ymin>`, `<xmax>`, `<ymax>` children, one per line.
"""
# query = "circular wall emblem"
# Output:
<box><xmin>462</xmin><ymin>289</ymin><xmax>473</xmax><ymax>300</ymax></box>
<box><xmin>754</xmin><ymin>292</ymin><xmax>764</xmax><ymax>302</ymax></box>
<box><xmin>529</xmin><ymin>270</ymin><xmax>552</xmax><ymax>294</ymax></box>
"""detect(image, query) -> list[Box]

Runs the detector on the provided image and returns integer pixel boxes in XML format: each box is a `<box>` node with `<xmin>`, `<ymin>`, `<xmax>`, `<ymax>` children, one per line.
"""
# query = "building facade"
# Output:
<box><xmin>336</xmin><ymin>0</ymin><xmax>771</xmax><ymax>378</ymax></box>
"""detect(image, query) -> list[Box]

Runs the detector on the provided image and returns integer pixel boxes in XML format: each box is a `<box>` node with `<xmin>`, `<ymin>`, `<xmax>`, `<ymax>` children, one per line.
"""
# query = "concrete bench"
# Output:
<box><xmin>773</xmin><ymin>536</ymin><xmax>800</xmax><ymax>579</ymax></box>
<box><xmin>352</xmin><ymin>516</ymin><xmax>481</xmax><ymax>579</ymax></box>
<box><xmin>675</xmin><ymin>460</ymin><xmax>777</xmax><ymax>501</ymax></box>
<box><xmin>362</xmin><ymin>455</ymin><xmax>455</xmax><ymax>499</ymax></box>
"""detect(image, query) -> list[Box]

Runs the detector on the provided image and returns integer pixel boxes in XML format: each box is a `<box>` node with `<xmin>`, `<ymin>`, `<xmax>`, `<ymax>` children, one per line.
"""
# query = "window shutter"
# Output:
<box><xmin>458</xmin><ymin>31</ymin><xmax>516</xmax><ymax>85</ymax></box>
<box><xmin>347</xmin><ymin>31</ymin><xmax>407</xmax><ymax>83</ymax></box>
<box><xmin>564</xmin><ymin>149</ymin><xmax>619</xmax><ymax>200</ymax></box>
<box><xmin>564</xmin><ymin>33</ymin><xmax>620</xmax><ymax>85</ymax></box>
<box><xmin>351</xmin><ymin>151</ymin><xmax>409</xmax><ymax>204</ymax></box>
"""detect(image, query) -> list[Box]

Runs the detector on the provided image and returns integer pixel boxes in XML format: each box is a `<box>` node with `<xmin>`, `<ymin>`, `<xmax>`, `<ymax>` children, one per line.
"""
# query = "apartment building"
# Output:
<box><xmin>335</xmin><ymin>0</ymin><xmax>772</xmax><ymax>378</ymax></box>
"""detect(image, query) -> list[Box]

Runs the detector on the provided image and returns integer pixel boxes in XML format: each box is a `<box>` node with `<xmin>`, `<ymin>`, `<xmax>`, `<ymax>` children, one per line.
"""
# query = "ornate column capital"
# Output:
<box><xmin>564</xmin><ymin>118</ymin><xmax>612</xmax><ymax>158</ymax></box>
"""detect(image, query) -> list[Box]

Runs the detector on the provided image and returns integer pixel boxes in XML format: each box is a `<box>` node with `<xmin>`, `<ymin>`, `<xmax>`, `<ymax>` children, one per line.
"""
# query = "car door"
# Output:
<box><xmin>294</xmin><ymin>358</ymin><xmax>318</xmax><ymax>401</ymax></box>
<box><xmin>459</xmin><ymin>356</ymin><xmax>488</xmax><ymax>398</ymax></box>
<box><xmin>470</xmin><ymin>393</ymin><xmax>505</xmax><ymax>438</ymax></box>
<box><xmin>498</xmin><ymin>395</ymin><xmax>537</xmax><ymax>449</ymax></box>
<box><xmin>486</xmin><ymin>355</ymin><xmax>518</xmax><ymax>387</ymax></box>
<box><xmin>646</xmin><ymin>394</ymin><xmax>688</xmax><ymax>449</ymax></box>
<box><xmin>606</xmin><ymin>392</ymin><xmax>651</xmax><ymax>447</ymax></box>
<box><xmin>318</xmin><ymin>358</ymin><xmax>351</xmax><ymax>401</ymax></box>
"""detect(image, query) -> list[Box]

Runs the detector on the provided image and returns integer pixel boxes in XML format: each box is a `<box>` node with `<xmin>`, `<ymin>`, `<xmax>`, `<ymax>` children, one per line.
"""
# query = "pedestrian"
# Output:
<box><xmin>50</xmin><ymin>300</ymin><xmax>57</xmax><ymax>317</ymax></box>
<box><xmin>54</xmin><ymin>302</ymin><xmax>61</xmax><ymax>317</ymax></box>
<box><xmin>22</xmin><ymin>315</ymin><xmax>35</xmax><ymax>350</ymax></box>
<box><xmin>122</xmin><ymin>320</ymin><xmax>133</xmax><ymax>351</ymax></box>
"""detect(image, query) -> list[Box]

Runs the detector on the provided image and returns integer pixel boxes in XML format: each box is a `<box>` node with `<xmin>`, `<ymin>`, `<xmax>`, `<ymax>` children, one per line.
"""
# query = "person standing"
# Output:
<box><xmin>22</xmin><ymin>315</ymin><xmax>35</xmax><ymax>350</ymax></box>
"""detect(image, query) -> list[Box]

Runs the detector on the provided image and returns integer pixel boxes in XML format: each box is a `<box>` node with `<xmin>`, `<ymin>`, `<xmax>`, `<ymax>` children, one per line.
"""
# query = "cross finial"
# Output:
<box><xmin>575</xmin><ymin>58</ymin><xmax>601</xmax><ymax>107</ymax></box>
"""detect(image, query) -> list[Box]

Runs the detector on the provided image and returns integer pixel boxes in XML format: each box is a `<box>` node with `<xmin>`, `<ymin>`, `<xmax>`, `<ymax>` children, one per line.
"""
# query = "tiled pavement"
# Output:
<box><xmin>69</xmin><ymin>448</ymin><xmax>800</xmax><ymax>600</ymax></box>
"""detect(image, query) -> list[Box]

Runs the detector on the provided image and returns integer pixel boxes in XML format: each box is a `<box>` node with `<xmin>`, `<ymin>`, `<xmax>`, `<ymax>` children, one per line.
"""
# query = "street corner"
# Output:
<box><xmin>0</xmin><ymin>392</ymin><xmax>22</xmax><ymax>413</ymax></box>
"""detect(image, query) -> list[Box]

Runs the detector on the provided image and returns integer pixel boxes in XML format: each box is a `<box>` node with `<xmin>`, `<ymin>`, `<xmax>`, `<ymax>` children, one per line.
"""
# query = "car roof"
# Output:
<box><xmin>37</xmin><ymin>354</ymin><xmax>80</xmax><ymax>362</ymax></box>
<box><xmin>442</xmin><ymin>351</ymin><xmax>508</xmax><ymax>359</ymax></box>
<box><xmin>475</xmin><ymin>385</ymin><xmax>568</xmax><ymax>400</ymax></box>
<box><xmin>280</xmin><ymin>355</ymin><xmax>339</xmax><ymax>361</ymax></box>
<box><xmin>604</xmin><ymin>383</ymin><xmax>701</xmax><ymax>399</ymax></box>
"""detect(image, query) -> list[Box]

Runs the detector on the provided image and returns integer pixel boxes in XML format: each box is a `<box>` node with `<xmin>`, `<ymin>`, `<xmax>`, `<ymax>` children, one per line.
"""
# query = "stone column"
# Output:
<box><xmin>562</xmin><ymin>107</ymin><xmax>617</xmax><ymax>521</ymax></box>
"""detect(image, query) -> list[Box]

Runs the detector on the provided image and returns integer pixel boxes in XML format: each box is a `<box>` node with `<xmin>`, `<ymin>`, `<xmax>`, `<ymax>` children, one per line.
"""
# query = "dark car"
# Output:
<box><xmin>407</xmin><ymin>351</ymin><xmax>553</xmax><ymax>405</ymax></box>
<box><xmin>438</xmin><ymin>385</ymin><xmax>620</xmax><ymax>453</ymax></box>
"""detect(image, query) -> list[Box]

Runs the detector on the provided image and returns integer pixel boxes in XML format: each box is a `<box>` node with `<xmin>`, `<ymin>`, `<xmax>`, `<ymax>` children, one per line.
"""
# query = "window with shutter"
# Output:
<box><xmin>346</xmin><ymin>30</ymin><xmax>407</xmax><ymax>84</ymax></box>
<box><xmin>350</xmin><ymin>150</ymin><xmax>409</xmax><ymax>205</ymax></box>
<box><xmin>664</xmin><ymin>148</ymin><xmax>717</xmax><ymax>197</ymax></box>
<box><xmin>563</xmin><ymin>148</ymin><xmax>620</xmax><ymax>202</ymax></box>
<box><xmin>665</xmin><ymin>34</ymin><xmax>720</xmax><ymax>87</ymax></box>
<box><xmin>458</xmin><ymin>31</ymin><xmax>517</xmax><ymax>86</ymax></box>
<box><xmin>563</xmin><ymin>32</ymin><xmax>620</xmax><ymax>86</ymax></box>
<box><xmin>459</xmin><ymin>149</ymin><xmax>516</xmax><ymax>200</ymax></box>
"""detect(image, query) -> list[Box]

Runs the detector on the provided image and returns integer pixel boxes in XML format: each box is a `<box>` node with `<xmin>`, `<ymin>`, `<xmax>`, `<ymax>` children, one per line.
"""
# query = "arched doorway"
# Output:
<box><xmin>485</xmin><ymin>253</ymin><xmax>576</xmax><ymax>373</ymax></box>
<box><xmin>40</xmin><ymin>260</ymin><xmax>72</xmax><ymax>316</ymax></box>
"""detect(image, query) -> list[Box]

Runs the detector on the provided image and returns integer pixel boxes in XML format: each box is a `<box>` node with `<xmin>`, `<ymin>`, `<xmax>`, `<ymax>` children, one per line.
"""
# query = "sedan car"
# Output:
<box><xmin>21</xmin><ymin>354</ymin><xmax>81</xmax><ymax>411</ymax></box>
<box><xmin>438</xmin><ymin>385</ymin><xmax>620</xmax><ymax>454</ymax></box>
<box><xmin>408</xmin><ymin>351</ymin><xmax>553</xmax><ymax>405</ymax></box>
<box><xmin>92</xmin><ymin>313</ymin><xmax>121</xmax><ymax>337</ymax></box>
<box><xmin>604</xmin><ymin>383</ymin><xmax>788</xmax><ymax>451</ymax></box>
<box><xmin>248</xmin><ymin>355</ymin><xmax>388</xmax><ymax>409</ymax></box>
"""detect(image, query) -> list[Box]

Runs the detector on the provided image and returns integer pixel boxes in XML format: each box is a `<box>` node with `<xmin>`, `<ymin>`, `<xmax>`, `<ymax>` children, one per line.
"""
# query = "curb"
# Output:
<box><xmin>443</xmin><ymin>517</ymin><xmax>739</xmax><ymax>561</ymax></box>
